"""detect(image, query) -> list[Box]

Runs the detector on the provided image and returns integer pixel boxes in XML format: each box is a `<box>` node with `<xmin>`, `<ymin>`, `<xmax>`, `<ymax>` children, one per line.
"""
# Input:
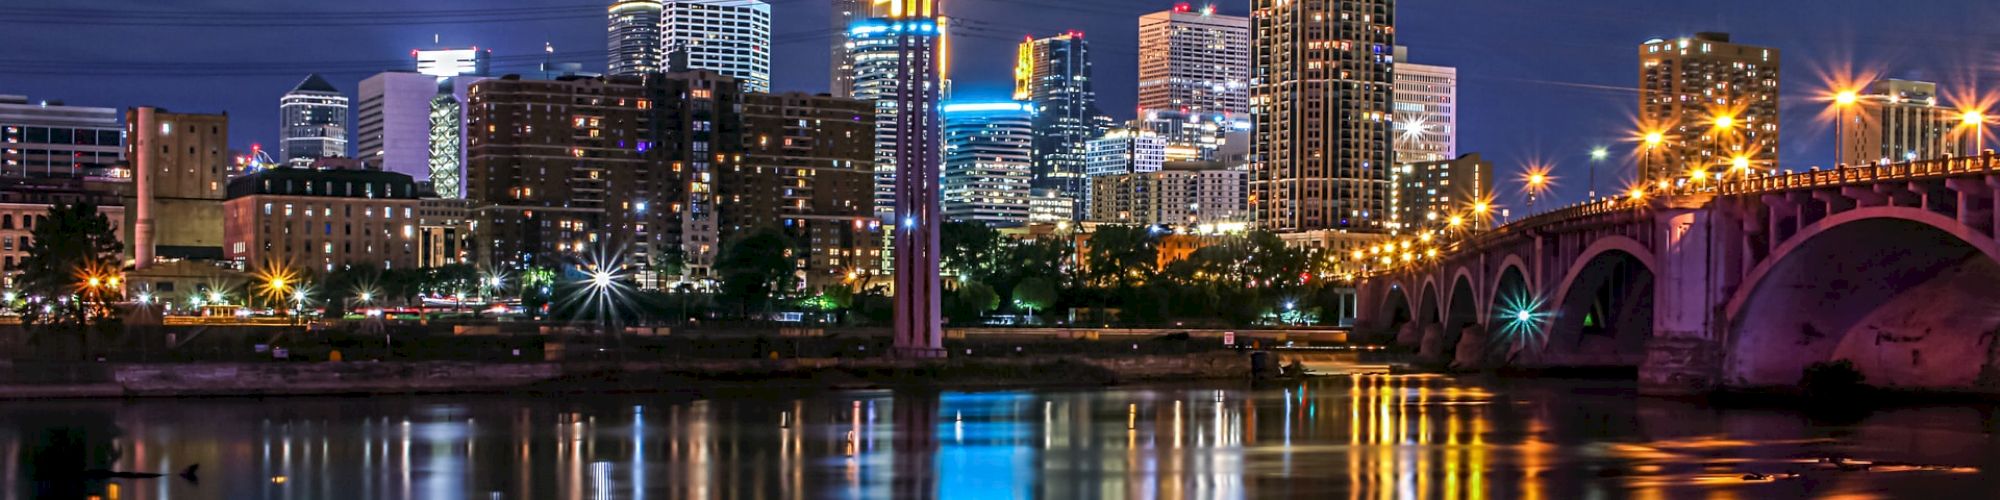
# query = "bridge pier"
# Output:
<box><xmin>1638</xmin><ymin>197</ymin><xmax>1726</xmax><ymax>396</ymax></box>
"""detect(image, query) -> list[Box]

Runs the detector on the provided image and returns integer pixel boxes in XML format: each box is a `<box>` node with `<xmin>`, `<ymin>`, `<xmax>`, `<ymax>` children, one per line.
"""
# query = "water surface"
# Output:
<box><xmin>5</xmin><ymin>375</ymin><xmax>1998</xmax><ymax>498</ymax></box>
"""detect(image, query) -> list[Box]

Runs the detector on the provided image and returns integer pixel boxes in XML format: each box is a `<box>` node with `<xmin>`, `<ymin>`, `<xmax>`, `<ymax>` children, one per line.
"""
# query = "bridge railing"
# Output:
<box><xmin>1719</xmin><ymin>153</ymin><xmax>1998</xmax><ymax>195</ymax></box>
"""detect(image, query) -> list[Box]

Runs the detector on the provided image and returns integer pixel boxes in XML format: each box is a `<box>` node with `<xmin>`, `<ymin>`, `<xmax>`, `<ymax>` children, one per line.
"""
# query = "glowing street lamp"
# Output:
<box><xmin>1588</xmin><ymin>146</ymin><xmax>1609</xmax><ymax>198</ymax></box>
<box><xmin>1962</xmin><ymin>110</ymin><xmax>1988</xmax><ymax>153</ymax></box>
<box><xmin>1712</xmin><ymin>114</ymin><xmax>1735</xmax><ymax>130</ymax></box>
<box><xmin>1832</xmin><ymin>89</ymin><xmax>1860</xmax><ymax>164</ymax></box>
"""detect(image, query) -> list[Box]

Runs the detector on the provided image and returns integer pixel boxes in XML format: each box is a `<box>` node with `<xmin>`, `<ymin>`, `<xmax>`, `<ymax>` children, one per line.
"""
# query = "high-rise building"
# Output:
<box><xmin>829</xmin><ymin>0</ymin><xmax>867</xmax><ymax>97</ymax></box>
<box><xmin>1638</xmin><ymin>32</ymin><xmax>1781</xmax><ymax>181</ymax></box>
<box><xmin>1839</xmin><ymin>79</ymin><xmax>1961</xmax><ymax>166</ymax></box>
<box><xmin>847</xmin><ymin>15</ymin><xmax>944</xmax><ymax>222</ymax></box>
<box><xmin>735</xmin><ymin>92</ymin><xmax>882</xmax><ymax>289</ymax></box>
<box><xmin>223</xmin><ymin>166</ymin><xmax>424</xmax><ymax>272</ymax></box>
<box><xmin>1025</xmin><ymin>188</ymin><xmax>1076</xmax><ymax>225</ymax></box>
<box><xmin>1251</xmin><ymin>0</ymin><xmax>1395</xmax><ymax>233</ymax></box>
<box><xmin>127</xmin><ymin>107</ymin><xmax>230</xmax><ymax>265</ymax></box>
<box><xmin>1016</xmin><ymin>32</ymin><xmax>1101</xmax><ymax>216</ymax></box>
<box><xmin>662</xmin><ymin>0</ymin><xmax>773</xmax><ymax>93</ymax></box>
<box><xmin>941</xmin><ymin>101</ymin><xmax>1035</xmax><ymax>227</ymax></box>
<box><xmin>1085</xmin><ymin>128</ymin><xmax>1168</xmax><ymax>178</ymax></box>
<box><xmin>0</xmin><ymin>95</ymin><xmax>123</xmax><ymax>179</ymax></box>
<box><xmin>359</xmin><ymin>47</ymin><xmax>490</xmax><ymax>197</ymax></box>
<box><xmin>415</xmin><ymin>47</ymin><xmax>491</xmax><ymax>78</ymax></box>
<box><xmin>1392</xmin><ymin>152</ymin><xmax>1491</xmax><ymax>232</ymax></box>
<box><xmin>1132</xmin><ymin>109</ymin><xmax>1247</xmax><ymax>162</ymax></box>
<box><xmin>1392</xmin><ymin>47</ymin><xmax>1456</xmax><ymax>164</ymax></box>
<box><xmin>608</xmin><ymin>0</ymin><xmax>665</xmax><ymax>76</ymax></box>
<box><xmin>278</xmin><ymin>74</ymin><xmax>349</xmax><ymax>163</ymax></box>
<box><xmin>1138</xmin><ymin>4</ymin><xmax>1250</xmax><ymax>117</ymax></box>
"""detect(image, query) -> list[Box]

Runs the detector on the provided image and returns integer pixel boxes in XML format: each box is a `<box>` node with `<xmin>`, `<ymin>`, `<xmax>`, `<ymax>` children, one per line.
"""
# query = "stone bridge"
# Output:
<box><xmin>1356</xmin><ymin>155</ymin><xmax>2000</xmax><ymax>395</ymax></box>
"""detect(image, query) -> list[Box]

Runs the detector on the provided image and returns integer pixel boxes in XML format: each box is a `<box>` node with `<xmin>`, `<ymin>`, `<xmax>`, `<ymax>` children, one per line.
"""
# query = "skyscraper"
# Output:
<box><xmin>1251</xmin><ymin>0</ymin><xmax>1396</xmax><ymax>233</ymax></box>
<box><xmin>278</xmin><ymin>74</ymin><xmax>349</xmax><ymax>163</ymax></box>
<box><xmin>359</xmin><ymin>48</ymin><xmax>490</xmax><ymax>198</ymax></box>
<box><xmin>1638</xmin><ymin>32</ymin><xmax>1781</xmax><ymax>181</ymax></box>
<box><xmin>607</xmin><ymin>0</ymin><xmax>664</xmax><ymax>76</ymax></box>
<box><xmin>1015</xmin><ymin>32</ymin><xmax>1100</xmax><ymax>218</ymax></box>
<box><xmin>662</xmin><ymin>0</ymin><xmax>773</xmax><ymax>93</ymax></box>
<box><xmin>829</xmin><ymin>0</ymin><xmax>868</xmax><ymax>97</ymax></box>
<box><xmin>848</xmin><ymin>16</ymin><xmax>930</xmax><ymax>220</ymax></box>
<box><xmin>0</xmin><ymin>95</ymin><xmax>123</xmax><ymax>178</ymax></box>
<box><xmin>1839</xmin><ymin>79</ymin><xmax>1960</xmax><ymax>166</ymax></box>
<box><xmin>1138</xmin><ymin>4</ymin><xmax>1250</xmax><ymax>117</ymax></box>
<box><xmin>941</xmin><ymin>101</ymin><xmax>1035</xmax><ymax>226</ymax></box>
<box><xmin>1392</xmin><ymin>47</ymin><xmax>1456</xmax><ymax>164</ymax></box>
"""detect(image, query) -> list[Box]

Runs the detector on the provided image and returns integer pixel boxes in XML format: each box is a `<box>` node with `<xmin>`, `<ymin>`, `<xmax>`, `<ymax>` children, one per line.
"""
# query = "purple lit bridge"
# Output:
<box><xmin>1356</xmin><ymin>155</ymin><xmax>2000</xmax><ymax>395</ymax></box>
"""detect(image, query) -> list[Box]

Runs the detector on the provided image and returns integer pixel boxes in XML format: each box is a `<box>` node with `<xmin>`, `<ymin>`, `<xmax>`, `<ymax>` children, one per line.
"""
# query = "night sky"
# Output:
<box><xmin>4</xmin><ymin>0</ymin><xmax>1998</xmax><ymax>208</ymax></box>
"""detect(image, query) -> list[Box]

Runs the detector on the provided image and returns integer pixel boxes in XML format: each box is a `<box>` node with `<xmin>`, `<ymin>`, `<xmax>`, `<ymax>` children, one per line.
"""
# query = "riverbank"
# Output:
<box><xmin>0</xmin><ymin>352</ymin><xmax>1255</xmax><ymax>399</ymax></box>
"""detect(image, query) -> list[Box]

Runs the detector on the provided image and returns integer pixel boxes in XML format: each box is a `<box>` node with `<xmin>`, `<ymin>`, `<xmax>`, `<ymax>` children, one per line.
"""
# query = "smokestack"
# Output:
<box><xmin>132</xmin><ymin>107</ymin><xmax>156</xmax><ymax>269</ymax></box>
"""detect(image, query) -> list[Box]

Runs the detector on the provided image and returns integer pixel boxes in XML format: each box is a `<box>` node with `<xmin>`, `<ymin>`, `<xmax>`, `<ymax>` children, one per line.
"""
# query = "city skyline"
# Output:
<box><xmin>3</xmin><ymin>0</ymin><xmax>2000</xmax><ymax>211</ymax></box>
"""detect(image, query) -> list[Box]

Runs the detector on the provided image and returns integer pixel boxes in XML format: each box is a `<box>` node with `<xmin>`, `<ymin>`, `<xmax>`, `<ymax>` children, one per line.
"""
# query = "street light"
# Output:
<box><xmin>1833</xmin><ymin>89</ymin><xmax>1860</xmax><ymax>165</ymax></box>
<box><xmin>1962</xmin><ymin>110</ymin><xmax>1987</xmax><ymax>154</ymax></box>
<box><xmin>1588</xmin><ymin>146</ymin><xmax>1609</xmax><ymax>198</ymax></box>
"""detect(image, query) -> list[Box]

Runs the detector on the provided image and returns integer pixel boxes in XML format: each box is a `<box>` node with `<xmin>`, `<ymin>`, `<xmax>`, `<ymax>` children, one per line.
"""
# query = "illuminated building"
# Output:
<box><xmin>736</xmin><ymin>92</ymin><xmax>882</xmax><ymax>290</ymax></box>
<box><xmin>278</xmin><ymin>74</ymin><xmax>348</xmax><ymax>164</ymax></box>
<box><xmin>1016</xmin><ymin>32</ymin><xmax>1101</xmax><ymax>217</ymax></box>
<box><xmin>127</xmin><ymin>107</ymin><xmax>229</xmax><ymax>265</ymax></box>
<box><xmin>607</xmin><ymin>0</ymin><xmax>664</xmax><ymax>76</ymax></box>
<box><xmin>1839</xmin><ymin>79</ymin><xmax>1961</xmax><ymax>166</ymax></box>
<box><xmin>1639</xmin><ymin>32</ymin><xmax>1781</xmax><ymax>180</ymax></box>
<box><xmin>1131</xmin><ymin>109</ymin><xmax>1247</xmax><ymax>162</ymax></box>
<box><xmin>1089</xmin><ymin>163</ymin><xmax>1247</xmax><ymax>227</ymax></box>
<box><xmin>829</xmin><ymin>0</ymin><xmax>869</xmax><ymax>97</ymax></box>
<box><xmin>0</xmin><ymin>95</ymin><xmax>123</xmax><ymax>179</ymax></box>
<box><xmin>1025</xmin><ymin>188</ymin><xmax>1075</xmax><ymax>225</ymax></box>
<box><xmin>1138</xmin><ymin>3</ymin><xmax>1250</xmax><ymax>117</ymax></box>
<box><xmin>1392</xmin><ymin>152</ymin><xmax>1490</xmax><ymax>232</ymax></box>
<box><xmin>414</xmin><ymin>47</ymin><xmax>490</xmax><ymax>78</ymax></box>
<box><xmin>662</xmin><ymin>0</ymin><xmax>772</xmax><ymax>93</ymax></box>
<box><xmin>415</xmin><ymin>198</ymin><xmax>473</xmax><ymax>267</ymax></box>
<box><xmin>358</xmin><ymin>48</ymin><xmax>489</xmax><ymax>197</ymax></box>
<box><xmin>1251</xmin><ymin>0</ymin><xmax>1395</xmax><ymax>232</ymax></box>
<box><xmin>942</xmin><ymin>101</ymin><xmax>1034</xmax><ymax>226</ymax></box>
<box><xmin>1392</xmin><ymin>47</ymin><xmax>1456</xmax><ymax>164</ymax></box>
<box><xmin>0</xmin><ymin>185</ymin><xmax>126</xmax><ymax>278</ymax></box>
<box><xmin>222</xmin><ymin>166</ymin><xmax>423</xmax><ymax>272</ymax></box>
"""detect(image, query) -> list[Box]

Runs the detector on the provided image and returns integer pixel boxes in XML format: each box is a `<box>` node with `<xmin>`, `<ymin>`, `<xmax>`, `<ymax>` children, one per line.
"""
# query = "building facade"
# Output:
<box><xmin>357</xmin><ymin>51</ymin><xmax>488</xmax><ymax>195</ymax></box>
<box><xmin>1016</xmin><ymin>32</ymin><xmax>1101</xmax><ymax>216</ymax></box>
<box><xmin>829</xmin><ymin>0</ymin><xmax>868</xmax><ymax>97</ymax></box>
<box><xmin>127</xmin><ymin>107</ymin><xmax>229</xmax><ymax>264</ymax></box>
<box><xmin>0</xmin><ymin>180</ymin><xmax>126</xmax><ymax>277</ymax></box>
<box><xmin>941</xmin><ymin>101</ymin><xmax>1035</xmax><ymax>227</ymax></box>
<box><xmin>736</xmin><ymin>92</ymin><xmax>882</xmax><ymax>289</ymax></box>
<box><xmin>608</xmin><ymin>0</ymin><xmax>665</xmax><ymax>76</ymax></box>
<box><xmin>0</xmin><ymin>95</ymin><xmax>123</xmax><ymax>179</ymax></box>
<box><xmin>1251</xmin><ymin>0</ymin><xmax>1396</xmax><ymax>232</ymax></box>
<box><xmin>279</xmin><ymin>74</ymin><xmax>349</xmax><ymax>163</ymax></box>
<box><xmin>1638</xmin><ymin>32</ymin><xmax>1781</xmax><ymax>180</ymax></box>
<box><xmin>1392</xmin><ymin>47</ymin><xmax>1456</xmax><ymax>164</ymax></box>
<box><xmin>222</xmin><ymin>167</ymin><xmax>424</xmax><ymax>272</ymax></box>
<box><xmin>662</xmin><ymin>0</ymin><xmax>773</xmax><ymax>93</ymax></box>
<box><xmin>1138</xmin><ymin>4</ymin><xmax>1251</xmax><ymax>117</ymax></box>
<box><xmin>1088</xmin><ymin>163</ymin><xmax>1247</xmax><ymax>227</ymax></box>
<box><xmin>845</xmin><ymin>16</ymin><xmax>934</xmax><ymax>220</ymax></box>
<box><xmin>1840</xmin><ymin>79</ymin><xmax>1961</xmax><ymax>166</ymax></box>
<box><xmin>1392</xmin><ymin>152</ymin><xmax>1491</xmax><ymax>232</ymax></box>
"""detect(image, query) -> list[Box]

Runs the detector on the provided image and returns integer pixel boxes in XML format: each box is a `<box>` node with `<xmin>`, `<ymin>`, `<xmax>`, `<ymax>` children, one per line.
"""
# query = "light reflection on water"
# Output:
<box><xmin>5</xmin><ymin>374</ymin><xmax>1999</xmax><ymax>499</ymax></box>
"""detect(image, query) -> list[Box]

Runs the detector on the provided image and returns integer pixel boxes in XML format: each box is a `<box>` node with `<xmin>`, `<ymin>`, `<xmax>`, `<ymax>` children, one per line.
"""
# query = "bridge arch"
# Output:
<box><xmin>1724</xmin><ymin>207</ymin><xmax>2000</xmax><ymax>390</ymax></box>
<box><xmin>1539</xmin><ymin>236</ymin><xmax>1658</xmax><ymax>367</ymax></box>
<box><xmin>1487</xmin><ymin>253</ymin><xmax>1533</xmax><ymax>316</ymax></box>
<box><xmin>1442</xmin><ymin>271</ymin><xmax>1481</xmax><ymax>350</ymax></box>
<box><xmin>1486</xmin><ymin>263</ymin><xmax>1536</xmax><ymax>359</ymax></box>
<box><xmin>1376</xmin><ymin>280</ymin><xmax>1416</xmax><ymax>332</ymax></box>
<box><xmin>1416</xmin><ymin>278</ymin><xmax>1442</xmax><ymax>326</ymax></box>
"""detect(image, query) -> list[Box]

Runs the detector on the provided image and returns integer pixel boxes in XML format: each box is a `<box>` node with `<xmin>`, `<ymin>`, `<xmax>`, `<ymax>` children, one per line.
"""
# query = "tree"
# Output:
<box><xmin>941</xmin><ymin>220</ymin><xmax>1001</xmax><ymax>282</ymax></box>
<box><xmin>1011</xmin><ymin>276</ymin><xmax>1056</xmax><ymax>323</ymax></box>
<box><xmin>17</xmin><ymin>203</ymin><xmax>124</xmax><ymax>355</ymax></box>
<box><xmin>1084</xmin><ymin>225</ymin><xmax>1159</xmax><ymax>289</ymax></box>
<box><xmin>717</xmin><ymin>227</ymin><xmax>795</xmax><ymax>317</ymax></box>
<box><xmin>951</xmin><ymin>281</ymin><xmax>999</xmax><ymax>323</ymax></box>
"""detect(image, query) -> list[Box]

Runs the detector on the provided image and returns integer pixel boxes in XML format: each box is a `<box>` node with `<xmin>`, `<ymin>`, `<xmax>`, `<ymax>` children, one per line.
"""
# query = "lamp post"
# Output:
<box><xmin>1963</xmin><ymin>110</ymin><xmax>1987</xmax><ymax>155</ymax></box>
<box><xmin>1834</xmin><ymin>90</ymin><xmax>1859</xmax><ymax>165</ymax></box>
<box><xmin>1642</xmin><ymin>131</ymin><xmax>1664</xmax><ymax>185</ymax></box>
<box><xmin>1588</xmin><ymin>147</ymin><xmax>1608</xmax><ymax>199</ymax></box>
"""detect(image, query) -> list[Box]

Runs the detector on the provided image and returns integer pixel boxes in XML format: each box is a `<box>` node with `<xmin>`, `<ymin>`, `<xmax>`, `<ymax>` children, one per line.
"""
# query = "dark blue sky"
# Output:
<box><xmin>4</xmin><ymin>0</ymin><xmax>1997</xmax><ymax>208</ymax></box>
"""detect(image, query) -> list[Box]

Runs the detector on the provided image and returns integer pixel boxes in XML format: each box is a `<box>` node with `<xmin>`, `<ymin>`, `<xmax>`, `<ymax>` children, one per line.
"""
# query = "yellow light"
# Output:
<box><xmin>1528</xmin><ymin>172</ymin><xmax>1546</xmax><ymax>186</ymax></box>
<box><xmin>1731</xmin><ymin>156</ymin><xmax>1750</xmax><ymax>171</ymax></box>
<box><xmin>271</xmin><ymin>278</ymin><xmax>286</xmax><ymax>288</ymax></box>
<box><xmin>1472</xmin><ymin>202</ymin><xmax>1490</xmax><ymax>214</ymax></box>
<box><xmin>1350</xmin><ymin>250</ymin><xmax>1364</xmax><ymax>260</ymax></box>
<box><xmin>107</xmin><ymin>277</ymin><xmax>120</xmax><ymax>287</ymax></box>
<box><xmin>1629</xmin><ymin>187</ymin><xmax>1646</xmax><ymax>200</ymax></box>
<box><xmin>1419</xmin><ymin>233</ymin><xmax>1433</xmax><ymax>243</ymax></box>
<box><xmin>1713</xmin><ymin>115</ymin><xmax>1735</xmax><ymax>129</ymax></box>
<box><xmin>1963</xmin><ymin>111</ymin><xmax>1986</xmax><ymax>126</ymax></box>
<box><xmin>87</xmin><ymin>277</ymin><xmax>101</xmax><ymax>287</ymax></box>
<box><xmin>1425</xmin><ymin>248</ymin><xmax>1438</xmax><ymax>258</ymax></box>
<box><xmin>1834</xmin><ymin>90</ymin><xmax>1858</xmax><ymax>106</ymax></box>
<box><xmin>1448</xmin><ymin>215</ymin><xmax>1464</xmax><ymax>227</ymax></box>
<box><xmin>1644</xmin><ymin>132</ymin><xmax>1664</xmax><ymax>146</ymax></box>
<box><xmin>1689</xmin><ymin>169</ymin><xmax>1707</xmax><ymax>182</ymax></box>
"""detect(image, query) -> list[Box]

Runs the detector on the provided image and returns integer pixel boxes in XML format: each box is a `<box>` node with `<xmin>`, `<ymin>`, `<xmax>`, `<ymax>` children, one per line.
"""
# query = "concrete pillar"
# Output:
<box><xmin>890</xmin><ymin>16</ymin><xmax>946</xmax><ymax>358</ymax></box>
<box><xmin>1639</xmin><ymin>195</ymin><xmax>1724</xmax><ymax>396</ymax></box>
<box><xmin>1417</xmin><ymin>323</ymin><xmax>1447</xmax><ymax>364</ymax></box>
<box><xmin>1450</xmin><ymin>324</ymin><xmax>1489</xmax><ymax>371</ymax></box>
<box><xmin>1395</xmin><ymin>321</ymin><xmax>1422</xmax><ymax>347</ymax></box>
<box><xmin>131</xmin><ymin>107</ymin><xmax>157</xmax><ymax>269</ymax></box>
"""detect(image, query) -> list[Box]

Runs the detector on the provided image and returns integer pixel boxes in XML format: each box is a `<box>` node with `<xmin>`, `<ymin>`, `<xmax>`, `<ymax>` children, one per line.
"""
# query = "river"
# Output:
<box><xmin>5</xmin><ymin>374</ymin><xmax>1998</xmax><ymax>499</ymax></box>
